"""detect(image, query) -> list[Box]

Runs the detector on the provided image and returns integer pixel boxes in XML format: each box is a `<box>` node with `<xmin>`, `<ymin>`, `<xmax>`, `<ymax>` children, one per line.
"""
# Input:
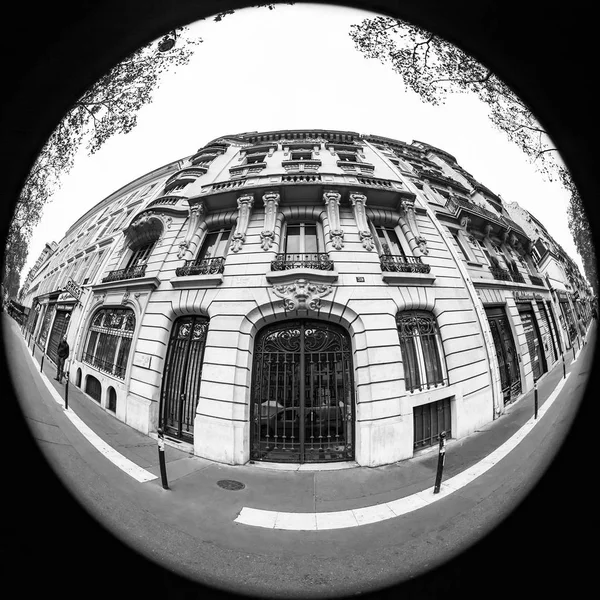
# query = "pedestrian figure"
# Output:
<box><xmin>55</xmin><ymin>335</ymin><xmax>70</xmax><ymax>383</ymax></box>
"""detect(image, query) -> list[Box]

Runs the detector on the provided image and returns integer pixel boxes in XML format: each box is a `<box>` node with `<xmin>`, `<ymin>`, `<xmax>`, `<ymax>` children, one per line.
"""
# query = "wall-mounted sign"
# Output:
<box><xmin>557</xmin><ymin>290</ymin><xmax>570</xmax><ymax>302</ymax></box>
<box><xmin>514</xmin><ymin>290</ymin><xmax>544</xmax><ymax>302</ymax></box>
<box><xmin>56</xmin><ymin>304</ymin><xmax>74</xmax><ymax>312</ymax></box>
<box><xmin>65</xmin><ymin>278</ymin><xmax>83</xmax><ymax>301</ymax></box>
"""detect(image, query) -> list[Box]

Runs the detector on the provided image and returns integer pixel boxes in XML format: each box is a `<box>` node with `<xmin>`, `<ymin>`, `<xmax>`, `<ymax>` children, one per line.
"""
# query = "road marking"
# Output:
<box><xmin>31</xmin><ymin>354</ymin><xmax>158</xmax><ymax>483</ymax></box>
<box><xmin>235</xmin><ymin>374</ymin><xmax>570</xmax><ymax>530</ymax></box>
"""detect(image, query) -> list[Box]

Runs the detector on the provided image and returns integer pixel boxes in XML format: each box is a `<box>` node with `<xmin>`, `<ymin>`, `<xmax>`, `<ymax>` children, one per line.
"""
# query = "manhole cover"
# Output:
<box><xmin>217</xmin><ymin>479</ymin><xmax>245</xmax><ymax>491</ymax></box>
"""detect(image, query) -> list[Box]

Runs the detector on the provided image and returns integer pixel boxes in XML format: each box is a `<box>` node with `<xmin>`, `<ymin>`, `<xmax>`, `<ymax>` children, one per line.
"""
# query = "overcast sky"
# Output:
<box><xmin>20</xmin><ymin>3</ymin><xmax>582</xmax><ymax>281</ymax></box>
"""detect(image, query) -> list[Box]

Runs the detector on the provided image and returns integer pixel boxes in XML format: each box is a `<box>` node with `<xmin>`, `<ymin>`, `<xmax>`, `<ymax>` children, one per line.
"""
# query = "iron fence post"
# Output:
<box><xmin>157</xmin><ymin>427</ymin><xmax>169</xmax><ymax>490</ymax></box>
<box><xmin>534</xmin><ymin>380</ymin><xmax>538</xmax><ymax>419</ymax></box>
<box><xmin>433</xmin><ymin>431</ymin><xmax>447</xmax><ymax>494</ymax></box>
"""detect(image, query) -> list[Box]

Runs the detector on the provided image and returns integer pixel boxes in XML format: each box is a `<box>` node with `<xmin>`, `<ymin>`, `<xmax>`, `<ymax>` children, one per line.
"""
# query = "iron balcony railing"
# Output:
<box><xmin>271</xmin><ymin>253</ymin><xmax>334</xmax><ymax>271</ymax></box>
<box><xmin>529</xmin><ymin>274</ymin><xmax>545</xmax><ymax>286</ymax></box>
<box><xmin>102</xmin><ymin>264</ymin><xmax>146</xmax><ymax>283</ymax></box>
<box><xmin>380</xmin><ymin>255</ymin><xmax>431</xmax><ymax>274</ymax></box>
<box><xmin>489</xmin><ymin>266</ymin><xmax>512</xmax><ymax>281</ymax></box>
<box><xmin>510</xmin><ymin>270</ymin><xmax>526</xmax><ymax>283</ymax></box>
<box><xmin>176</xmin><ymin>256</ymin><xmax>225</xmax><ymax>277</ymax></box>
<box><xmin>82</xmin><ymin>352</ymin><xmax>127</xmax><ymax>379</ymax></box>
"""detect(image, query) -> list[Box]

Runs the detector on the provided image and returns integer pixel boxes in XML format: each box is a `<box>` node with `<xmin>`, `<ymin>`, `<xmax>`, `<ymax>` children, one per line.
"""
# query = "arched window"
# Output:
<box><xmin>83</xmin><ymin>308</ymin><xmax>135</xmax><ymax>379</ymax></box>
<box><xmin>396</xmin><ymin>311</ymin><xmax>446</xmax><ymax>392</ymax></box>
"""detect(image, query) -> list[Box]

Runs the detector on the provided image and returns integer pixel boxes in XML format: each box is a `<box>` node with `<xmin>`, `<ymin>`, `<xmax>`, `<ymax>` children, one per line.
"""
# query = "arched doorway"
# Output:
<box><xmin>250</xmin><ymin>320</ymin><xmax>355</xmax><ymax>463</ymax></box>
<box><xmin>159</xmin><ymin>315</ymin><xmax>209</xmax><ymax>442</ymax></box>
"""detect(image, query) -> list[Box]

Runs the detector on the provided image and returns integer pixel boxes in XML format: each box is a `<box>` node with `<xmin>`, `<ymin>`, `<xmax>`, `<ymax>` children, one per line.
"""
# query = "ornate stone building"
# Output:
<box><xmin>20</xmin><ymin>129</ymin><xmax>577</xmax><ymax>467</ymax></box>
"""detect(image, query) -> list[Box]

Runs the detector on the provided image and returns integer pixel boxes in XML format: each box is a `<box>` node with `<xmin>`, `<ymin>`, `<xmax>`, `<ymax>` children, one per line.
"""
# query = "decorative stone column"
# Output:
<box><xmin>398</xmin><ymin>197</ymin><xmax>429</xmax><ymax>256</ymax></box>
<box><xmin>349</xmin><ymin>192</ymin><xmax>374</xmax><ymax>251</ymax></box>
<box><xmin>178</xmin><ymin>201</ymin><xmax>206</xmax><ymax>260</ymax></box>
<box><xmin>230</xmin><ymin>193</ymin><xmax>254</xmax><ymax>253</ymax></box>
<box><xmin>323</xmin><ymin>190</ymin><xmax>344</xmax><ymax>250</ymax></box>
<box><xmin>260</xmin><ymin>191</ymin><xmax>280</xmax><ymax>250</ymax></box>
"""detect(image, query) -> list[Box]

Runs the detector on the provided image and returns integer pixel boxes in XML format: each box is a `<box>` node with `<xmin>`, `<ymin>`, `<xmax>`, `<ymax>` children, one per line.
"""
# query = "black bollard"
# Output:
<box><xmin>433</xmin><ymin>431</ymin><xmax>447</xmax><ymax>494</ymax></box>
<box><xmin>572</xmin><ymin>344</ymin><xmax>576</xmax><ymax>361</ymax></box>
<box><xmin>562</xmin><ymin>353</ymin><xmax>566</xmax><ymax>379</ymax></box>
<box><xmin>157</xmin><ymin>427</ymin><xmax>169</xmax><ymax>490</ymax></box>
<box><xmin>534</xmin><ymin>380</ymin><xmax>538</xmax><ymax>419</ymax></box>
<box><xmin>64</xmin><ymin>372</ymin><xmax>69</xmax><ymax>410</ymax></box>
<box><xmin>40</xmin><ymin>353</ymin><xmax>44</xmax><ymax>372</ymax></box>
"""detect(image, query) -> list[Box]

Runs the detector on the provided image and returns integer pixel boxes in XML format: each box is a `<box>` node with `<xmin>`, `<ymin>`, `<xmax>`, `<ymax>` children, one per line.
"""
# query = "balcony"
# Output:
<box><xmin>509</xmin><ymin>270</ymin><xmax>526</xmax><ymax>283</ymax></box>
<box><xmin>271</xmin><ymin>253</ymin><xmax>333</xmax><ymax>271</ymax></box>
<box><xmin>489</xmin><ymin>266</ymin><xmax>512</xmax><ymax>282</ymax></box>
<box><xmin>176</xmin><ymin>257</ymin><xmax>225</xmax><ymax>277</ymax></box>
<box><xmin>267</xmin><ymin>253</ymin><xmax>337</xmax><ymax>286</ymax></box>
<box><xmin>380</xmin><ymin>255</ymin><xmax>435</xmax><ymax>286</ymax></box>
<box><xmin>336</xmin><ymin>160</ymin><xmax>375</xmax><ymax>174</ymax></box>
<box><xmin>380</xmin><ymin>255</ymin><xmax>431</xmax><ymax>274</ymax></box>
<box><xmin>529</xmin><ymin>274</ymin><xmax>545</xmax><ymax>286</ymax></box>
<box><xmin>282</xmin><ymin>159</ymin><xmax>322</xmax><ymax>172</ymax></box>
<box><xmin>102</xmin><ymin>265</ymin><xmax>146</xmax><ymax>283</ymax></box>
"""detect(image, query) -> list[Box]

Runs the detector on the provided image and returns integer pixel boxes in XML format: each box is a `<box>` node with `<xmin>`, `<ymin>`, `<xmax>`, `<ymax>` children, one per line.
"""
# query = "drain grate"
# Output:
<box><xmin>217</xmin><ymin>479</ymin><xmax>245</xmax><ymax>491</ymax></box>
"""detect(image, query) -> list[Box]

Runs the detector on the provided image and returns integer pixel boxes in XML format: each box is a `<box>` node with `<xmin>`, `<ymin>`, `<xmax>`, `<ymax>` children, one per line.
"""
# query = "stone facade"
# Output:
<box><xmin>21</xmin><ymin>129</ymin><xmax>585</xmax><ymax>467</ymax></box>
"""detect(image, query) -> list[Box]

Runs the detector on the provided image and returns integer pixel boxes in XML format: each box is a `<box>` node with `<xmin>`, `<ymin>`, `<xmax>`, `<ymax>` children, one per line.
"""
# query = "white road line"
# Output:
<box><xmin>235</xmin><ymin>374</ymin><xmax>570</xmax><ymax>530</ymax></box>
<box><xmin>32</xmin><ymin>354</ymin><xmax>158</xmax><ymax>483</ymax></box>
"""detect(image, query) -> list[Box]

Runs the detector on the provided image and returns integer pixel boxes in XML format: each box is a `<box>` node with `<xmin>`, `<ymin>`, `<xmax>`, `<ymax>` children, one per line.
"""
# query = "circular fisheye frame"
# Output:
<box><xmin>3</xmin><ymin>2</ymin><xmax>596</xmax><ymax>599</ymax></box>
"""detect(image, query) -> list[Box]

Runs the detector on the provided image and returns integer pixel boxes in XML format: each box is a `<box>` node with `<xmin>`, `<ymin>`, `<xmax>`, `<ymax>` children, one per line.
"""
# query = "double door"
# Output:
<box><xmin>485</xmin><ymin>307</ymin><xmax>521</xmax><ymax>404</ymax></box>
<box><xmin>250</xmin><ymin>320</ymin><xmax>355</xmax><ymax>463</ymax></box>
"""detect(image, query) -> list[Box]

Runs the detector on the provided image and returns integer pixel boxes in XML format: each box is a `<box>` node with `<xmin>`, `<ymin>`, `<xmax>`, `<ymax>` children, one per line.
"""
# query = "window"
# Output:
<box><xmin>476</xmin><ymin>239</ymin><xmax>492</xmax><ymax>266</ymax></box>
<box><xmin>126</xmin><ymin>242</ymin><xmax>154</xmax><ymax>270</ymax></box>
<box><xmin>491</xmin><ymin>243</ymin><xmax>509</xmax><ymax>268</ymax></box>
<box><xmin>290</xmin><ymin>150</ymin><xmax>312</xmax><ymax>161</ymax></box>
<box><xmin>197</xmin><ymin>228</ymin><xmax>231</xmax><ymax>261</ymax></box>
<box><xmin>83</xmin><ymin>308</ymin><xmax>135</xmax><ymax>379</ymax></box>
<box><xmin>413</xmin><ymin>398</ymin><xmax>452</xmax><ymax>449</ymax></box>
<box><xmin>168</xmin><ymin>182</ymin><xmax>189</xmax><ymax>193</ymax></box>
<box><xmin>451</xmin><ymin>230</ymin><xmax>470</xmax><ymax>261</ymax></box>
<box><xmin>246</xmin><ymin>152</ymin><xmax>267</xmax><ymax>164</ymax></box>
<box><xmin>396</xmin><ymin>311</ymin><xmax>446</xmax><ymax>392</ymax></box>
<box><xmin>374</xmin><ymin>225</ymin><xmax>406</xmax><ymax>259</ymax></box>
<box><xmin>284</xmin><ymin>223</ymin><xmax>320</xmax><ymax>254</ymax></box>
<box><xmin>83</xmin><ymin>250</ymin><xmax>105</xmax><ymax>285</ymax></box>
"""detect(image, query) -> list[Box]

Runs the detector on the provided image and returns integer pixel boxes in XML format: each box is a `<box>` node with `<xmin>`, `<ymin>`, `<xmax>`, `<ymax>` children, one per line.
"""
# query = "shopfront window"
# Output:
<box><xmin>83</xmin><ymin>308</ymin><xmax>135</xmax><ymax>379</ymax></box>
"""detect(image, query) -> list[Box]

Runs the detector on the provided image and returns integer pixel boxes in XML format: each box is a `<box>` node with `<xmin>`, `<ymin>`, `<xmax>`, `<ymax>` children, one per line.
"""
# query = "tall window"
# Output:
<box><xmin>451</xmin><ymin>230</ymin><xmax>470</xmax><ymax>261</ymax></box>
<box><xmin>375</xmin><ymin>225</ymin><xmax>406</xmax><ymax>258</ymax></box>
<box><xmin>126</xmin><ymin>242</ymin><xmax>154</xmax><ymax>269</ymax></box>
<box><xmin>197</xmin><ymin>228</ymin><xmax>231</xmax><ymax>261</ymax></box>
<box><xmin>396</xmin><ymin>311</ymin><xmax>446</xmax><ymax>392</ymax></box>
<box><xmin>284</xmin><ymin>223</ymin><xmax>321</xmax><ymax>254</ymax></box>
<box><xmin>476</xmin><ymin>239</ymin><xmax>492</xmax><ymax>266</ymax></box>
<box><xmin>83</xmin><ymin>308</ymin><xmax>135</xmax><ymax>379</ymax></box>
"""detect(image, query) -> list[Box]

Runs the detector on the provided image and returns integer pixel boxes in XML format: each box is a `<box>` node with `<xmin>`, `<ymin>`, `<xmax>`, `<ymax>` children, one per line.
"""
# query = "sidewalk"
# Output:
<box><xmin>15</xmin><ymin>316</ymin><xmax>595</xmax><ymax>528</ymax></box>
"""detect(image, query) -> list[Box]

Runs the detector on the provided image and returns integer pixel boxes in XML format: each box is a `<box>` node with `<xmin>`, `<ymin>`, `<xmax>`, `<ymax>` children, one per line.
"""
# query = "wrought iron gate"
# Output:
<box><xmin>485</xmin><ymin>307</ymin><xmax>521</xmax><ymax>404</ymax></box>
<box><xmin>250</xmin><ymin>320</ymin><xmax>355</xmax><ymax>463</ymax></box>
<box><xmin>159</xmin><ymin>316</ymin><xmax>209</xmax><ymax>442</ymax></box>
<box><xmin>519</xmin><ymin>308</ymin><xmax>547</xmax><ymax>382</ymax></box>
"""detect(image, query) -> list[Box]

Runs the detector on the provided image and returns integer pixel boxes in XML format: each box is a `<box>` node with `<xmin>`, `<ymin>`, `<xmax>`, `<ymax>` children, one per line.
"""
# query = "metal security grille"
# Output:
<box><xmin>413</xmin><ymin>398</ymin><xmax>451</xmax><ymax>449</ymax></box>
<box><xmin>536</xmin><ymin>301</ymin><xmax>558</xmax><ymax>365</ymax></box>
<box><xmin>38</xmin><ymin>304</ymin><xmax>56</xmax><ymax>348</ymax></box>
<box><xmin>83</xmin><ymin>308</ymin><xmax>135</xmax><ymax>379</ymax></box>
<box><xmin>485</xmin><ymin>307</ymin><xmax>521</xmax><ymax>404</ymax></box>
<box><xmin>250</xmin><ymin>320</ymin><xmax>354</xmax><ymax>463</ymax></box>
<box><xmin>159</xmin><ymin>316</ymin><xmax>209</xmax><ymax>442</ymax></box>
<box><xmin>396</xmin><ymin>312</ymin><xmax>446</xmax><ymax>392</ymax></box>
<box><xmin>519</xmin><ymin>308</ymin><xmax>547</xmax><ymax>382</ymax></box>
<box><xmin>47</xmin><ymin>310</ymin><xmax>70</xmax><ymax>363</ymax></box>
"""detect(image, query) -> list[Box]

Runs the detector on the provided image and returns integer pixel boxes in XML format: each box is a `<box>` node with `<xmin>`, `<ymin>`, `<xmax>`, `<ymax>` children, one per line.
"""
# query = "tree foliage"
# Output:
<box><xmin>350</xmin><ymin>15</ymin><xmax>597</xmax><ymax>293</ymax></box>
<box><xmin>3</xmin><ymin>27</ymin><xmax>202</xmax><ymax>300</ymax></box>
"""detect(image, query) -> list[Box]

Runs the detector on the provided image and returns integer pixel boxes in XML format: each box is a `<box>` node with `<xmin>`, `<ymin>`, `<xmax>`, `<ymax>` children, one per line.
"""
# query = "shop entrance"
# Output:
<box><xmin>485</xmin><ymin>306</ymin><xmax>521</xmax><ymax>404</ymax></box>
<box><xmin>159</xmin><ymin>315</ymin><xmax>209</xmax><ymax>443</ymax></box>
<box><xmin>536</xmin><ymin>301</ymin><xmax>558</xmax><ymax>365</ymax></box>
<box><xmin>47</xmin><ymin>309</ymin><xmax>71</xmax><ymax>363</ymax></box>
<box><xmin>250</xmin><ymin>320</ymin><xmax>355</xmax><ymax>463</ymax></box>
<box><xmin>519</xmin><ymin>306</ymin><xmax>548</xmax><ymax>382</ymax></box>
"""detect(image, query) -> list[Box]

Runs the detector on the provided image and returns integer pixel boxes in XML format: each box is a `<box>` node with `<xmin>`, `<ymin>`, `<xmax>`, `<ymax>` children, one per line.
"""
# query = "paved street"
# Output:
<box><xmin>2</xmin><ymin>313</ymin><xmax>597</xmax><ymax>599</ymax></box>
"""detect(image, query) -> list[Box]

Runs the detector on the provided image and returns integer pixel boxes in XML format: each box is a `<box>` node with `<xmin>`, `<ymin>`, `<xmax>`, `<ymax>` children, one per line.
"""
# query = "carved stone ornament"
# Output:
<box><xmin>349</xmin><ymin>192</ymin><xmax>374</xmax><ymax>251</ymax></box>
<box><xmin>121</xmin><ymin>290</ymin><xmax>130</xmax><ymax>305</ymax></box>
<box><xmin>260</xmin><ymin>191</ymin><xmax>280</xmax><ymax>251</ymax></box>
<box><xmin>399</xmin><ymin>197</ymin><xmax>429</xmax><ymax>255</ymax></box>
<box><xmin>323</xmin><ymin>190</ymin><xmax>344</xmax><ymax>250</ymax></box>
<box><xmin>271</xmin><ymin>278</ymin><xmax>333</xmax><ymax>311</ymax></box>
<box><xmin>483</xmin><ymin>223</ymin><xmax>494</xmax><ymax>239</ymax></box>
<box><xmin>231</xmin><ymin>193</ymin><xmax>254</xmax><ymax>253</ymax></box>
<box><xmin>178</xmin><ymin>202</ymin><xmax>206</xmax><ymax>259</ymax></box>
